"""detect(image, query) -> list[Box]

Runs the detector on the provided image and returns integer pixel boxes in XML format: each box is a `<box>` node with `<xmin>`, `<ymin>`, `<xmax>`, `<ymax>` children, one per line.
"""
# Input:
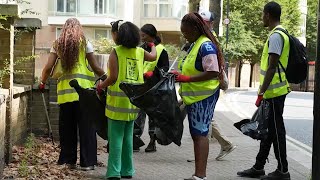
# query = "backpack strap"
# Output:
<box><xmin>273</xmin><ymin>28</ymin><xmax>288</xmax><ymax>82</ymax></box>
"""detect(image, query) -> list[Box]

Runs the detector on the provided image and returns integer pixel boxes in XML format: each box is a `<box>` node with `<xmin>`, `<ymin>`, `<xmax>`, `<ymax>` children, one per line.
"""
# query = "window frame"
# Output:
<box><xmin>94</xmin><ymin>28</ymin><xmax>111</xmax><ymax>40</ymax></box>
<box><xmin>143</xmin><ymin>0</ymin><xmax>173</xmax><ymax>18</ymax></box>
<box><xmin>56</xmin><ymin>0</ymin><xmax>76</xmax><ymax>14</ymax></box>
<box><xmin>94</xmin><ymin>0</ymin><xmax>116</xmax><ymax>15</ymax></box>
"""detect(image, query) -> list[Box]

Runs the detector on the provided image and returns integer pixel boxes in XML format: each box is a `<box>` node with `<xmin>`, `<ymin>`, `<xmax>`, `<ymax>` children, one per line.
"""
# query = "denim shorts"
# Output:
<box><xmin>187</xmin><ymin>89</ymin><xmax>220</xmax><ymax>136</ymax></box>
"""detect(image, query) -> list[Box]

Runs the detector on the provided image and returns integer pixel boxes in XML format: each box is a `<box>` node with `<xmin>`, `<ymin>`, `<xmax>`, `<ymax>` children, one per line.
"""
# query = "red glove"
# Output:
<box><xmin>147</xmin><ymin>42</ymin><xmax>155</xmax><ymax>47</ymax></box>
<box><xmin>39</xmin><ymin>82</ymin><xmax>45</xmax><ymax>93</ymax></box>
<box><xmin>171</xmin><ymin>70</ymin><xmax>191</xmax><ymax>82</ymax></box>
<box><xmin>144</xmin><ymin>71</ymin><xmax>154</xmax><ymax>78</ymax></box>
<box><xmin>96</xmin><ymin>84</ymin><xmax>105</xmax><ymax>96</ymax></box>
<box><xmin>255</xmin><ymin>95</ymin><xmax>264</xmax><ymax>107</ymax></box>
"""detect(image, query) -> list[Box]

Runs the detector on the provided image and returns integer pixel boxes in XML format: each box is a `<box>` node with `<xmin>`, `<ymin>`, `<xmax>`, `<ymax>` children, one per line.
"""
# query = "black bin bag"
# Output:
<box><xmin>234</xmin><ymin>100</ymin><xmax>270</xmax><ymax>141</ymax></box>
<box><xmin>119</xmin><ymin>71</ymin><xmax>184</xmax><ymax>146</ymax></box>
<box><xmin>69</xmin><ymin>79</ymin><xmax>108</xmax><ymax>140</ymax></box>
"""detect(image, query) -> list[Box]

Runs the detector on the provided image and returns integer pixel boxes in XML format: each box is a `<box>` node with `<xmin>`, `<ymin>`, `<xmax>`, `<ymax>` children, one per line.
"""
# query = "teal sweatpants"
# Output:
<box><xmin>107</xmin><ymin>119</ymin><xmax>135</xmax><ymax>178</ymax></box>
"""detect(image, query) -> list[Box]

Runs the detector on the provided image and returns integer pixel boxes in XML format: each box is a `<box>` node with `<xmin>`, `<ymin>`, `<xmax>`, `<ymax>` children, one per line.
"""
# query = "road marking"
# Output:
<box><xmin>222</xmin><ymin>90</ymin><xmax>312</xmax><ymax>169</ymax></box>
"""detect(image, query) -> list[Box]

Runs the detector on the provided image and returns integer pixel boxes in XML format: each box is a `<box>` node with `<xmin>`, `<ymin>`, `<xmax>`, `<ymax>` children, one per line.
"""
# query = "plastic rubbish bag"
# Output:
<box><xmin>119</xmin><ymin>71</ymin><xmax>184</xmax><ymax>146</ymax></box>
<box><xmin>69</xmin><ymin>79</ymin><xmax>108</xmax><ymax>140</ymax></box>
<box><xmin>234</xmin><ymin>100</ymin><xmax>270</xmax><ymax>140</ymax></box>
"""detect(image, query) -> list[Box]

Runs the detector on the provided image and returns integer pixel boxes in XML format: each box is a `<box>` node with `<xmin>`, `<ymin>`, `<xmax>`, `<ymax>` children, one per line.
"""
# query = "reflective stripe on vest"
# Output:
<box><xmin>260</xmin><ymin>68</ymin><xmax>285</xmax><ymax>76</ymax></box>
<box><xmin>143</xmin><ymin>44</ymin><xmax>165</xmax><ymax>73</ymax></box>
<box><xmin>259</xmin><ymin>25</ymin><xmax>290</xmax><ymax>99</ymax></box>
<box><xmin>179</xmin><ymin>35</ymin><xmax>220</xmax><ymax>105</ymax></box>
<box><xmin>180</xmin><ymin>86</ymin><xmax>219</xmax><ymax>96</ymax></box>
<box><xmin>107</xmin><ymin>89</ymin><xmax>127</xmax><ymax>97</ymax></box>
<box><xmin>106</xmin><ymin>104</ymin><xmax>140</xmax><ymax>113</ymax></box>
<box><xmin>57</xmin><ymin>42</ymin><xmax>95</xmax><ymax>104</ymax></box>
<box><xmin>58</xmin><ymin>73</ymin><xmax>95</xmax><ymax>83</ymax></box>
<box><xmin>106</xmin><ymin>46</ymin><xmax>144</xmax><ymax>121</ymax></box>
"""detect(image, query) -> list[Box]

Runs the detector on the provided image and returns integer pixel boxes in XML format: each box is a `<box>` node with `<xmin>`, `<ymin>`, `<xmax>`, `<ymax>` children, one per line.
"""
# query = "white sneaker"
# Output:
<box><xmin>184</xmin><ymin>175</ymin><xmax>207</xmax><ymax>180</ymax></box>
<box><xmin>215</xmin><ymin>145</ymin><xmax>237</xmax><ymax>161</ymax></box>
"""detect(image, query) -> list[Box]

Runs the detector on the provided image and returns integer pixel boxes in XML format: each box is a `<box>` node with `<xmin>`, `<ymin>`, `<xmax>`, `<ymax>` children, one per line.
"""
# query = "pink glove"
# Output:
<box><xmin>171</xmin><ymin>70</ymin><xmax>191</xmax><ymax>82</ymax></box>
<box><xmin>255</xmin><ymin>95</ymin><xmax>263</xmax><ymax>107</ymax></box>
<box><xmin>144</xmin><ymin>71</ymin><xmax>154</xmax><ymax>78</ymax></box>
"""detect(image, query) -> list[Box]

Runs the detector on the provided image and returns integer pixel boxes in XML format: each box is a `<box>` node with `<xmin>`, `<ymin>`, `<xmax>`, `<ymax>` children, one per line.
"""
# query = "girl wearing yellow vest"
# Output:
<box><xmin>39</xmin><ymin>18</ymin><xmax>105</xmax><ymax>170</ymax></box>
<box><xmin>174</xmin><ymin>13</ymin><xmax>225</xmax><ymax>180</ymax></box>
<box><xmin>97</xmin><ymin>20</ymin><xmax>157</xmax><ymax>180</ymax></box>
<box><xmin>133</xmin><ymin>24</ymin><xmax>170</xmax><ymax>152</ymax></box>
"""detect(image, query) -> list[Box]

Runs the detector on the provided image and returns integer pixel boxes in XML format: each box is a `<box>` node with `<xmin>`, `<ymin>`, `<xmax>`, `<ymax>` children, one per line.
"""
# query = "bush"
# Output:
<box><xmin>163</xmin><ymin>44</ymin><xmax>185</xmax><ymax>61</ymax></box>
<box><xmin>93</xmin><ymin>37</ymin><xmax>115</xmax><ymax>54</ymax></box>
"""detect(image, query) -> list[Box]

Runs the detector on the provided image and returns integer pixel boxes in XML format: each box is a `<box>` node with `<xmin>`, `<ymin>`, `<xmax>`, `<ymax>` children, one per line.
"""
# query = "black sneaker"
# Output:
<box><xmin>260</xmin><ymin>169</ymin><xmax>290</xmax><ymax>180</ymax></box>
<box><xmin>133</xmin><ymin>143</ymin><xmax>140</xmax><ymax>152</ymax></box>
<box><xmin>145</xmin><ymin>141</ymin><xmax>156</xmax><ymax>152</ymax></box>
<box><xmin>121</xmin><ymin>176</ymin><xmax>132</xmax><ymax>179</ymax></box>
<box><xmin>237</xmin><ymin>167</ymin><xmax>265</xmax><ymax>178</ymax></box>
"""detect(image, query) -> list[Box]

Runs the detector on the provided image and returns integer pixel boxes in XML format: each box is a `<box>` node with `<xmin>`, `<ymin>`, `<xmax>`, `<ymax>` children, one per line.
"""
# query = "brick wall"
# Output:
<box><xmin>13</xmin><ymin>31</ymin><xmax>36</xmax><ymax>86</ymax></box>
<box><xmin>0</xmin><ymin>19</ymin><xmax>11</xmax><ymax>89</ymax></box>
<box><xmin>30</xmin><ymin>79</ymin><xmax>59</xmax><ymax>138</ymax></box>
<box><xmin>11</xmin><ymin>88</ymin><xmax>31</xmax><ymax>145</ymax></box>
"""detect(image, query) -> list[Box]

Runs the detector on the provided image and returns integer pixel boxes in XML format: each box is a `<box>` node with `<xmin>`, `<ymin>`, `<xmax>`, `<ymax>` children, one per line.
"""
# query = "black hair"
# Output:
<box><xmin>141</xmin><ymin>24</ymin><xmax>162</xmax><ymax>43</ymax></box>
<box><xmin>181</xmin><ymin>12</ymin><xmax>224</xmax><ymax>69</ymax></box>
<box><xmin>111</xmin><ymin>20</ymin><xmax>140</xmax><ymax>48</ymax></box>
<box><xmin>264</xmin><ymin>1</ymin><xmax>281</xmax><ymax>21</ymax></box>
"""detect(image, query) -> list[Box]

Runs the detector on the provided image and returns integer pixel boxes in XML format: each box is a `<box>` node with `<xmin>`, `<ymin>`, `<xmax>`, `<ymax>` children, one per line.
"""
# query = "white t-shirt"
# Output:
<box><xmin>50</xmin><ymin>41</ymin><xmax>94</xmax><ymax>54</ymax></box>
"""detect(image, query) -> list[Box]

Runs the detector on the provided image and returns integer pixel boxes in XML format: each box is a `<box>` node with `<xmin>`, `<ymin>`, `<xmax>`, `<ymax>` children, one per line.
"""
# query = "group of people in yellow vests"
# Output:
<box><xmin>39</xmin><ymin>1</ymin><xmax>292</xmax><ymax>179</ymax></box>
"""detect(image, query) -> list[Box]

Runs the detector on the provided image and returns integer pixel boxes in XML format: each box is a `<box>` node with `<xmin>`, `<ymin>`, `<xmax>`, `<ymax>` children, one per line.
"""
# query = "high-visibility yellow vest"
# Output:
<box><xmin>178</xmin><ymin>35</ymin><xmax>220</xmax><ymax>105</ymax></box>
<box><xmin>106</xmin><ymin>46</ymin><xmax>144</xmax><ymax>121</ymax></box>
<box><xmin>143</xmin><ymin>44</ymin><xmax>165</xmax><ymax>73</ymax></box>
<box><xmin>57</xmin><ymin>43</ymin><xmax>95</xmax><ymax>104</ymax></box>
<box><xmin>260</xmin><ymin>25</ymin><xmax>291</xmax><ymax>99</ymax></box>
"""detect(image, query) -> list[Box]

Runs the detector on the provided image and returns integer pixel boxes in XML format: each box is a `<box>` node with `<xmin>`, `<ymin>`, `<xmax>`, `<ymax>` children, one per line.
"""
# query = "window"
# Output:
<box><xmin>57</xmin><ymin>0</ymin><xmax>76</xmax><ymax>13</ymax></box>
<box><xmin>177</xmin><ymin>4</ymin><xmax>187</xmax><ymax>18</ymax></box>
<box><xmin>56</xmin><ymin>28</ymin><xmax>62</xmax><ymax>38</ymax></box>
<box><xmin>95</xmin><ymin>0</ymin><xmax>116</xmax><ymax>15</ymax></box>
<box><xmin>95</xmin><ymin>29</ymin><xmax>111</xmax><ymax>40</ymax></box>
<box><xmin>143</xmin><ymin>0</ymin><xmax>172</xmax><ymax>17</ymax></box>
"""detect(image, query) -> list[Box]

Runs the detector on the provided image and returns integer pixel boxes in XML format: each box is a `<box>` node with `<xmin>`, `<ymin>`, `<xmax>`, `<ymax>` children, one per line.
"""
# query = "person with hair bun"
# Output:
<box><xmin>97</xmin><ymin>20</ymin><xmax>157</xmax><ymax>180</ymax></box>
<box><xmin>173</xmin><ymin>12</ymin><xmax>225</xmax><ymax>180</ymax></box>
<box><xmin>133</xmin><ymin>24</ymin><xmax>169</xmax><ymax>153</ymax></box>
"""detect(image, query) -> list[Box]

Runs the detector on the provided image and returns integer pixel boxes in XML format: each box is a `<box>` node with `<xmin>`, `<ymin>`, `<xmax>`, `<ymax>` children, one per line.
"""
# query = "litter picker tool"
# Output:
<box><xmin>41</xmin><ymin>93</ymin><xmax>54</xmax><ymax>145</ymax></box>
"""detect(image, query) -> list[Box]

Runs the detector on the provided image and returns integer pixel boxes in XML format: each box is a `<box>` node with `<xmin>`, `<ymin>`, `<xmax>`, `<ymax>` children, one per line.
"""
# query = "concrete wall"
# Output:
<box><xmin>0</xmin><ymin>90</ymin><xmax>8</xmax><ymax>178</ymax></box>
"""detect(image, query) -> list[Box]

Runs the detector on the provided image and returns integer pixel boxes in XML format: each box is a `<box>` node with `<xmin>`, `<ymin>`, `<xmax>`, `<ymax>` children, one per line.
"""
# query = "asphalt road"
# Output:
<box><xmin>225</xmin><ymin>89</ymin><xmax>313</xmax><ymax>148</ymax></box>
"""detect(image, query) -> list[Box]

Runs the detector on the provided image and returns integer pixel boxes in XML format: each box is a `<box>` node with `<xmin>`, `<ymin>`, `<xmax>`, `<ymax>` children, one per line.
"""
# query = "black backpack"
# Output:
<box><xmin>275</xmin><ymin>28</ymin><xmax>308</xmax><ymax>84</ymax></box>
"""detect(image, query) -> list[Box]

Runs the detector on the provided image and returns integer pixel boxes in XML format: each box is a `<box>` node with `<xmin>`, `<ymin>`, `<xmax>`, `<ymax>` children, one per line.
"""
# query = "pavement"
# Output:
<box><xmin>83</xmin><ymin>91</ymin><xmax>310</xmax><ymax>180</ymax></box>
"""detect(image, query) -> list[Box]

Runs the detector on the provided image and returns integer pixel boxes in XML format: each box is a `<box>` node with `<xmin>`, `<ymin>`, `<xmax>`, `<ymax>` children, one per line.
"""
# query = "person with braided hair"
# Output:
<box><xmin>173</xmin><ymin>12</ymin><xmax>225</xmax><ymax>180</ymax></box>
<box><xmin>39</xmin><ymin>18</ymin><xmax>105</xmax><ymax>170</ymax></box>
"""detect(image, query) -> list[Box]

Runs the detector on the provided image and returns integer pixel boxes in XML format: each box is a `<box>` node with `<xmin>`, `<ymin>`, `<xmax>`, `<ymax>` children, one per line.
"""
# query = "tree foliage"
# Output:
<box><xmin>223</xmin><ymin>0</ymin><xmax>301</xmax><ymax>64</ymax></box>
<box><xmin>306</xmin><ymin>0</ymin><xmax>317</xmax><ymax>61</ymax></box>
<box><xmin>221</xmin><ymin>10</ymin><xmax>257</xmax><ymax>63</ymax></box>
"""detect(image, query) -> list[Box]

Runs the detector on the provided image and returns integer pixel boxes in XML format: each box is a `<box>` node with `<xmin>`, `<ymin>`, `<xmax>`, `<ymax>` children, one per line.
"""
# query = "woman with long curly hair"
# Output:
<box><xmin>39</xmin><ymin>18</ymin><xmax>105</xmax><ymax>170</ymax></box>
<box><xmin>173</xmin><ymin>12</ymin><xmax>225</xmax><ymax>180</ymax></box>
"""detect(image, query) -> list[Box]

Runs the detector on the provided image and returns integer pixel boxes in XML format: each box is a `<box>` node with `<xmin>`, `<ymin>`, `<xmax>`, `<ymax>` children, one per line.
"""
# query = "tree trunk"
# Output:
<box><xmin>209</xmin><ymin>0</ymin><xmax>221</xmax><ymax>35</ymax></box>
<box><xmin>249</xmin><ymin>63</ymin><xmax>255</xmax><ymax>87</ymax></box>
<box><xmin>235</xmin><ymin>61</ymin><xmax>243</xmax><ymax>87</ymax></box>
<box><xmin>188</xmin><ymin>0</ymin><xmax>201</xmax><ymax>13</ymax></box>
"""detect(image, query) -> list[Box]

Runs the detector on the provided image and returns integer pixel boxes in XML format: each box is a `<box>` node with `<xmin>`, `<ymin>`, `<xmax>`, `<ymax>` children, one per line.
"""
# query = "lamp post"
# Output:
<box><xmin>312</xmin><ymin>0</ymin><xmax>320</xmax><ymax>179</ymax></box>
<box><xmin>224</xmin><ymin>0</ymin><xmax>230</xmax><ymax>74</ymax></box>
